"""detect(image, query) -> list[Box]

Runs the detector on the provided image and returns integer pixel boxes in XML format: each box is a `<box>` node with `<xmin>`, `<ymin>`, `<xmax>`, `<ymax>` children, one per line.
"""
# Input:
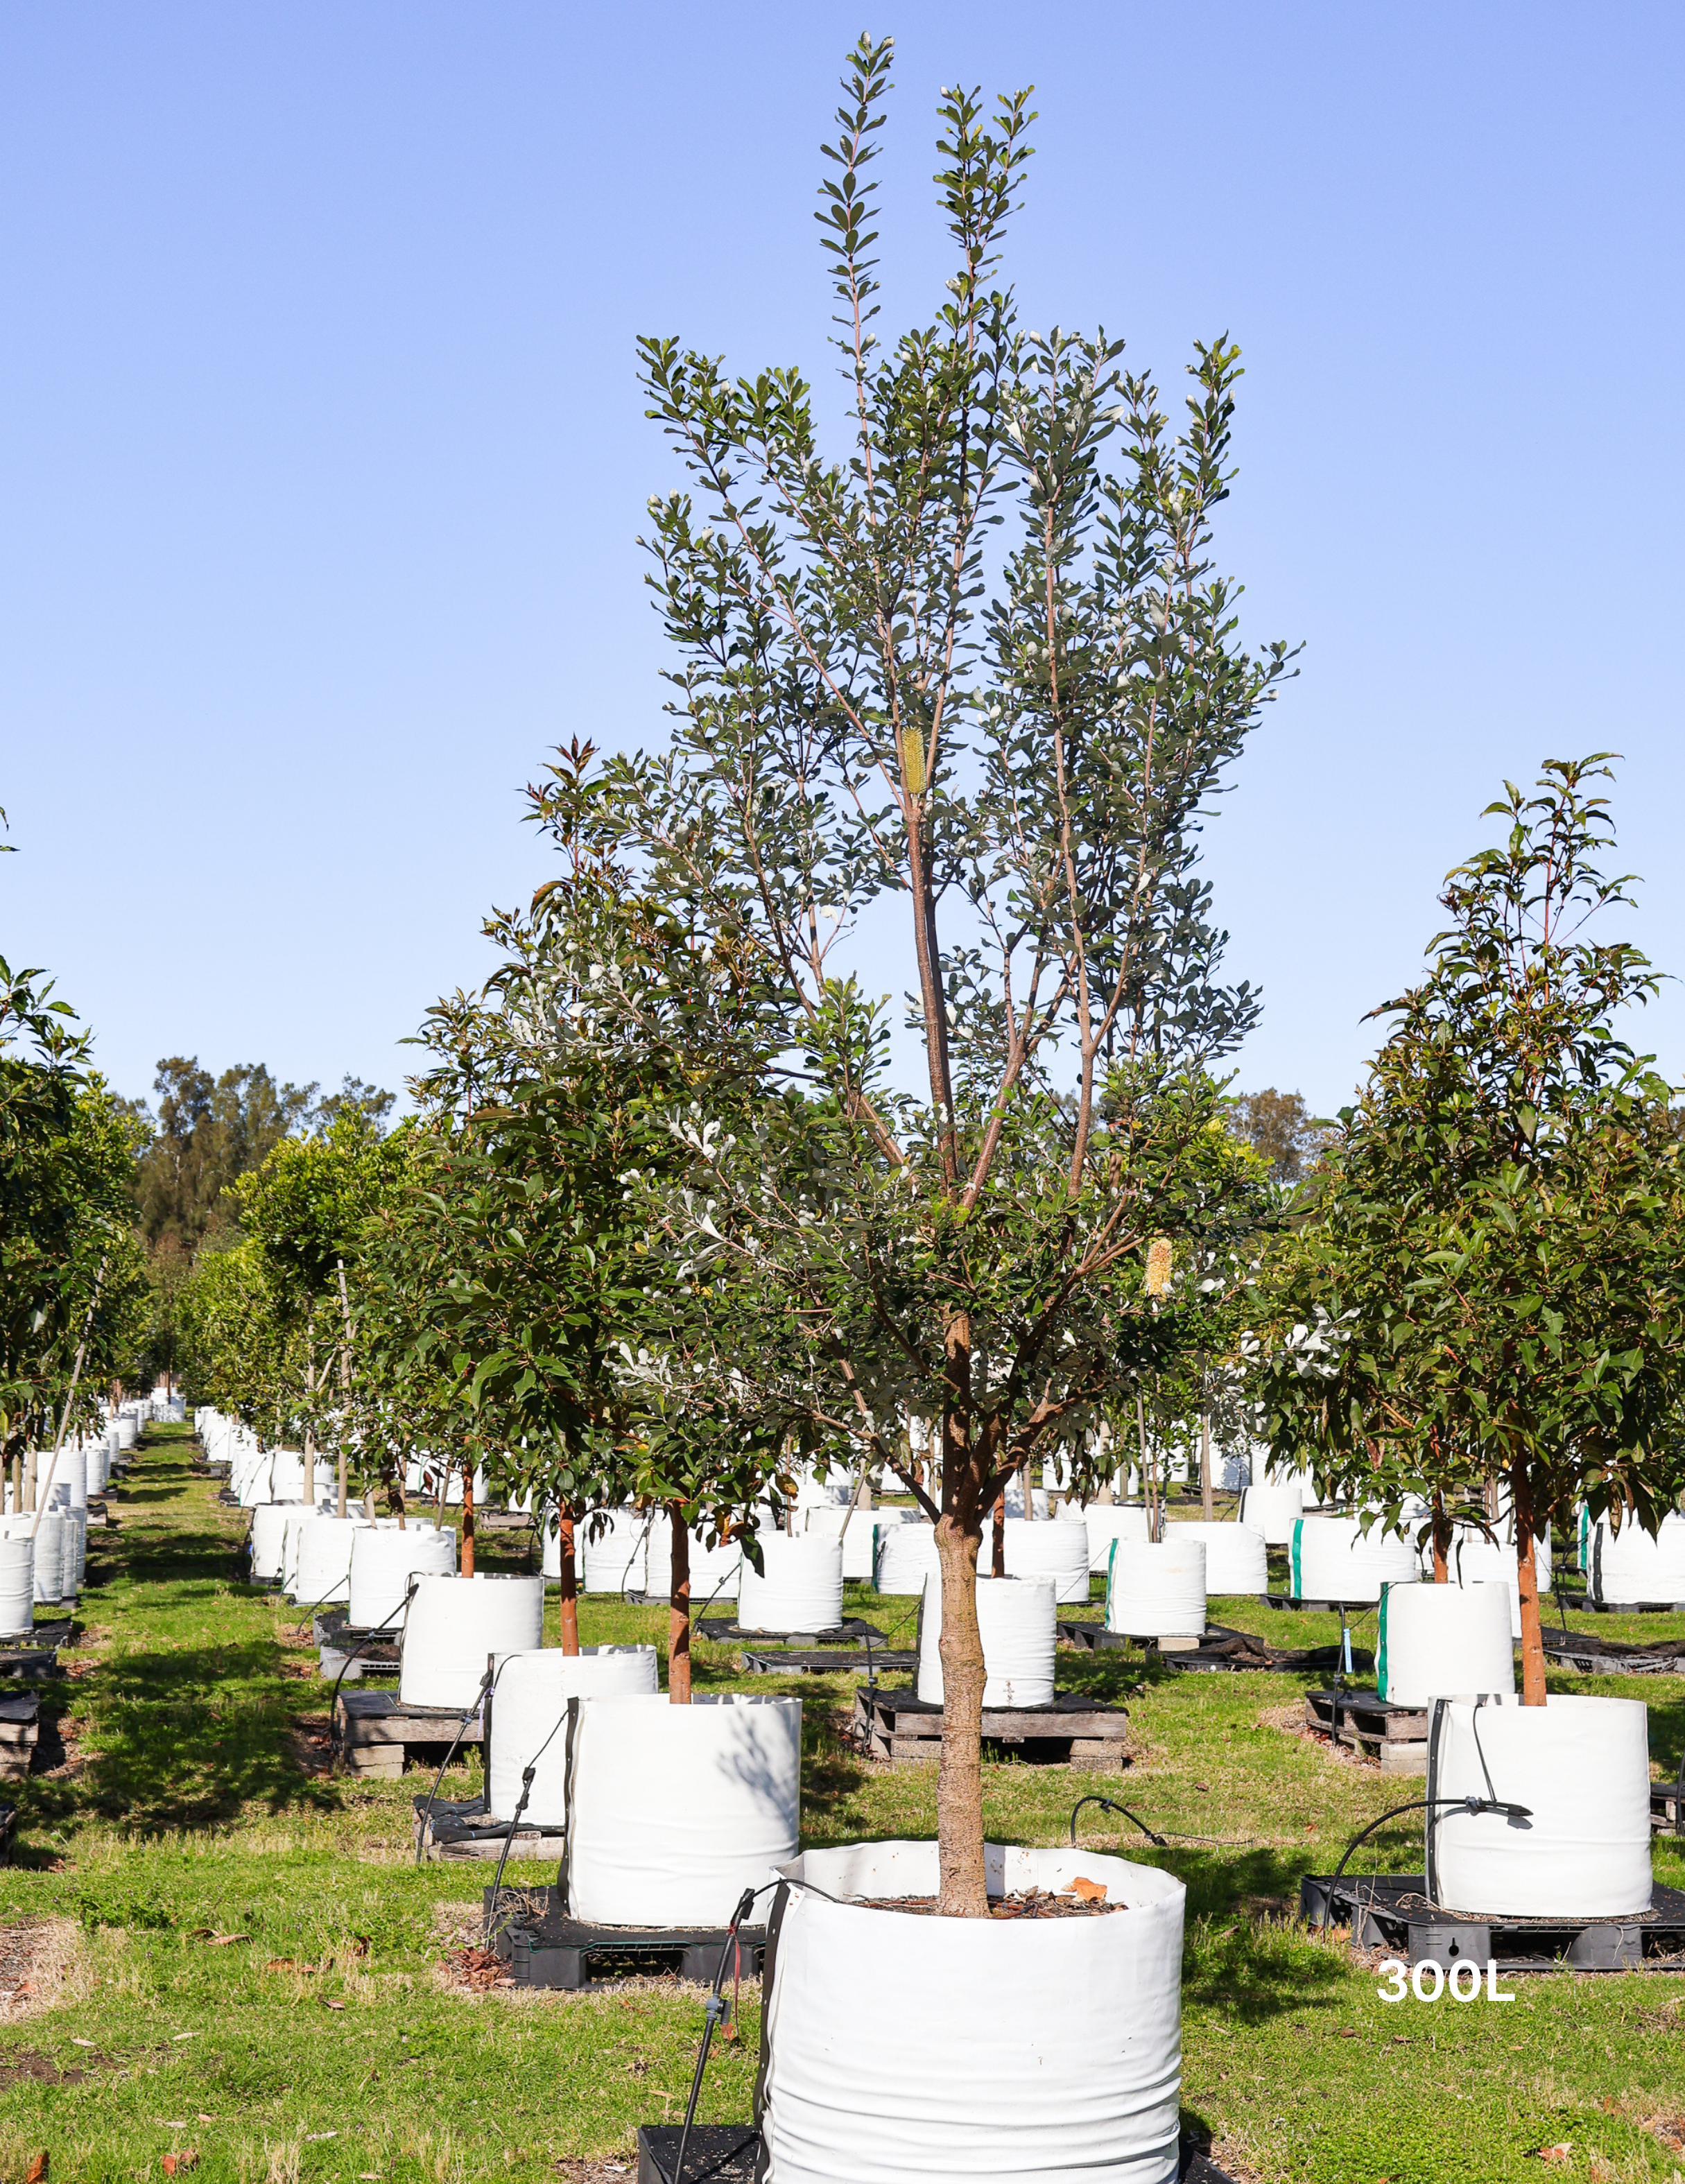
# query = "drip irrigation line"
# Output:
<box><xmin>413</xmin><ymin>1665</ymin><xmax>496</xmax><ymax>1869</ymax></box>
<box><xmin>325</xmin><ymin>1584</ymin><xmax>417</xmax><ymax>1741</ymax></box>
<box><xmin>481</xmin><ymin>1684</ymin><xmax>578</xmax><ymax>1941</ymax></box>
<box><xmin>675</xmin><ymin>1882</ymin><xmax>778</xmax><ymax>2184</ymax></box>
<box><xmin>1311</xmin><ymin>1790</ymin><xmax>1534</xmax><ymax>1933</ymax></box>
<box><xmin>1066</xmin><ymin>1794</ymin><xmax>1264</xmax><ymax>1852</ymax></box>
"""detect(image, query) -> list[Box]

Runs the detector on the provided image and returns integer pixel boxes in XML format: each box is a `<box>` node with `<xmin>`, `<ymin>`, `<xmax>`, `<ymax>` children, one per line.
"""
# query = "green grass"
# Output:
<box><xmin>2</xmin><ymin>1430</ymin><xmax>1685</xmax><ymax>2183</ymax></box>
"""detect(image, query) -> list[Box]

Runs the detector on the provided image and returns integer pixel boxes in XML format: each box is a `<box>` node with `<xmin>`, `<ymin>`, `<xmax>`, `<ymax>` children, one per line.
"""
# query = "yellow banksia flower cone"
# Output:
<box><xmin>1144</xmin><ymin>1237</ymin><xmax>1173</xmax><ymax>1297</ymax></box>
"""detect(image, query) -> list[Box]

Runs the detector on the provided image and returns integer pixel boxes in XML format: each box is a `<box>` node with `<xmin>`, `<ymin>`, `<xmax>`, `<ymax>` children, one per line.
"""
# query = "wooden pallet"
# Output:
<box><xmin>0</xmin><ymin>1694</ymin><xmax>40</xmax><ymax>1783</ymax></box>
<box><xmin>332</xmin><ymin>1689</ymin><xmax>485</xmax><ymax>1779</ymax></box>
<box><xmin>1546</xmin><ymin>1628</ymin><xmax>1685</xmax><ymax>1675</ymax></box>
<box><xmin>698</xmin><ymin>1617</ymin><xmax>886</xmax><ymax>1647</ymax></box>
<box><xmin>1304</xmin><ymin>1872</ymin><xmax>1685</xmax><ymax>1973</ymax></box>
<box><xmin>1059</xmin><ymin>1620</ymin><xmax>1354</xmax><ymax>1674</ymax></box>
<box><xmin>1304</xmin><ymin>1687</ymin><xmax>1429</xmax><ymax>1774</ymax></box>
<box><xmin>633</xmin><ymin>2124</ymin><xmax>1240</xmax><ymax>2184</ymax></box>
<box><xmin>852</xmin><ymin>1685</ymin><xmax>1130</xmax><ymax>1771</ymax></box>
<box><xmin>741</xmin><ymin>1647</ymin><xmax>916</xmax><ymax>1677</ymax></box>
<box><xmin>413</xmin><ymin>1793</ymin><xmax>565</xmax><ymax>1862</ymax></box>
<box><xmin>487</xmin><ymin>1887</ymin><xmax>767</xmax><ymax>1991</ymax></box>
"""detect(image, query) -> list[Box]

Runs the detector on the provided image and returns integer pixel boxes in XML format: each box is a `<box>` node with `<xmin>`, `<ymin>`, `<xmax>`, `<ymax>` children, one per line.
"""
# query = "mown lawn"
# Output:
<box><xmin>2</xmin><ymin>1424</ymin><xmax>1684</xmax><ymax>2184</ymax></box>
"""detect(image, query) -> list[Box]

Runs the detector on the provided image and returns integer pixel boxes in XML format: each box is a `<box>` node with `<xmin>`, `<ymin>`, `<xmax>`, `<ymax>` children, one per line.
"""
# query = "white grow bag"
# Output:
<box><xmin>1106</xmin><ymin>1537</ymin><xmax>1206</xmax><ymax>1639</ymax></box>
<box><xmin>1442</xmin><ymin>1527</ymin><xmax>1552</xmax><ymax>1638</ymax></box>
<box><xmin>916</xmin><ymin>1572</ymin><xmax>1056</xmax><ymax>1708</ymax></box>
<box><xmin>580</xmin><ymin>1509</ymin><xmax>651</xmax><ymax>1595</ymax></box>
<box><xmin>348</xmin><ymin>1523</ymin><xmax>457</xmax><ymax>1630</ymax></box>
<box><xmin>1376</xmin><ymin>1581</ymin><xmax>1514</xmax><ymax>1706</ymax></box>
<box><xmin>644</xmin><ymin>1515</ymin><xmax>743</xmax><ymax>1605</ymax></box>
<box><xmin>738</xmin><ymin>1536</ymin><xmax>845</xmax><ymax>1633</ymax></box>
<box><xmin>31</xmin><ymin>1513</ymin><xmax>65</xmax><ymax>1605</ymax></box>
<box><xmin>399</xmin><ymin>1575</ymin><xmax>546</xmax><ymax>1709</ymax></box>
<box><xmin>1589</xmin><ymin>1511</ymin><xmax>1685</xmax><ymax>1605</ymax></box>
<box><xmin>802</xmin><ymin>1503</ymin><xmax>876</xmax><ymax>1583</ymax></box>
<box><xmin>1168</xmin><ymin>1522</ymin><xmax>1268</xmax><ymax>1596</ymax></box>
<box><xmin>295</xmin><ymin>1515</ymin><xmax>372</xmax><ymax>1607</ymax></box>
<box><xmin>874</xmin><ymin>1520</ymin><xmax>939</xmax><ymax>1595</ymax></box>
<box><xmin>487</xmin><ymin>1646</ymin><xmax>659</xmax><ymax>1823</ymax></box>
<box><xmin>249</xmin><ymin>1502</ymin><xmax>304</xmax><ymax>1584</ymax></box>
<box><xmin>564</xmin><ymin>1693</ymin><xmax>802</xmax><ymax>1926</ymax></box>
<box><xmin>1001</xmin><ymin>1518</ymin><xmax>1091</xmax><ymax>1604</ymax></box>
<box><xmin>0</xmin><ymin>1535</ymin><xmax>32</xmax><ymax>1637</ymax></box>
<box><xmin>758</xmin><ymin>1839</ymin><xmax>1184</xmax><ymax>2183</ymax></box>
<box><xmin>1064</xmin><ymin>1502</ymin><xmax>1150</xmax><ymax>1575</ymax></box>
<box><xmin>1427</xmin><ymin>1693</ymin><xmax>1652</xmax><ymax>1918</ymax></box>
<box><xmin>1292</xmin><ymin>1515</ymin><xmax>1418</xmax><ymax>1604</ymax></box>
<box><xmin>1238</xmin><ymin>1482</ymin><xmax>1302</xmax><ymax>1546</ymax></box>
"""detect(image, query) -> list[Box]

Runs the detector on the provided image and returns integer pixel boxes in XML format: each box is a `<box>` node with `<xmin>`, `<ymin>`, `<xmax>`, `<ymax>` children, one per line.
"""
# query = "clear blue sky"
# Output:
<box><xmin>5</xmin><ymin>3</ymin><xmax>1682</xmax><ymax>1119</ymax></box>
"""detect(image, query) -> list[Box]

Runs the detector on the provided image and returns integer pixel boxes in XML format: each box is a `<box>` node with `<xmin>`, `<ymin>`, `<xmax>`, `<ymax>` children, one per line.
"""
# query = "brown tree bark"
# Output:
<box><xmin>460</xmin><ymin>1461</ymin><xmax>475</xmax><ymax>1577</ymax></box>
<box><xmin>991</xmin><ymin>1491</ymin><xmax>1006</xmax><ymax>1577</ymax></box>
<box><xmin>558</xmin><ymin>1507</ymin><xmax>580</xmax><ymax>1656</ymax></box>
<box><xmin>1431</xmin><ymin>1490</ymin><xmax>1449</xmax><ymax>1581</ymax></box>
<box><xmin>1511</xmin><ymin>1453</ymin><xmax>1547</xmax><ymax>1705</ymax></box>
<box><xmin>668</xmin><ymin>1502</ymin><xmax>691</xmax><ymax>1704</ymax></box>
<box><xmin>387</xmin><ymin>1473</ymin><xmax>407</xmax><ymax>1529</ymax></box>
<box><xmin>935</xmin><ymin>1499</ymin><xmax>987</xmax><ymax>1916</ymax></box>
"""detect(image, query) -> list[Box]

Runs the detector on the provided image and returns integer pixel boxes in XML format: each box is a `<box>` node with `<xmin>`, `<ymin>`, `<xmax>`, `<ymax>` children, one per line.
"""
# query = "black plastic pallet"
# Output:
<box><xmin>1260</xmin><ymin>1593</ymin><xmax>1354</xmax><ymax>1613</ymax></box>
<box><xmin>697</xmin><ymin>1616</ymin><xmax>885</xmax><ymax>1647</ymax></box>
<box><xmin>1302</xmin><ymin>1872</ymin><xmax>1685</xmax><ymax>1972</ymax></box>
<box><xmin>634</xmin><ymin>2124</ymin><xmax>1239</xmax><ymax>2183</ymax></box>
<box><xmin>741</xmin><ymin>1647</ymin><xmax>916</xmax><ymax>1676</ymax></box>
<box><xmin>1059</xmin><ymin>1620</ymin><xmax>1352</xmax><ymax>1673</ymax></box>
<box><xmin>487</xmin><ymin>1887</ymin><xmax>766</xmax><ymax>1991</ymax></box>
<box><xmin>1587</xmin><ymin>1597</ymin><xmax>1685</xmax><ymax>1615</ymax></box>
<box><xmin>1544</xmin><ymin>1627</ymin><xmax>1685</xmax><ymax>1675</ymax></box>
<box><xmin>0</xmin><ymin>1801</ymin><xmax>15</xmax><ymax>1864</ymax></box>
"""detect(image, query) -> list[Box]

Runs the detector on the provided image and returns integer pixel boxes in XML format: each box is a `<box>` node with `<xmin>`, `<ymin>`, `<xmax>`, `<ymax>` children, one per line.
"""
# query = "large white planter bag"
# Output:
<box><xmin>58</xmin><ymin>1510</ymin><xmax>86</xmax><ymax>1595</ymax></box>
<box><xmin>116</xmin><ymin>1417</ymin><xmax>137</xmax><ymax>1451</ymax></box>
<box><xmin>802</xmin><ymin>1504</ymin><xmax>876</xmax><ymax>1583</ymax></box>
<box><xmin>349</xmin><ymin>1523</ymin><xmax>457</xmax><ymax>1629</ymax></box>
<box><xmin>1168</xmin><ymin>1522</ymin><xmax>1268</xmax><ymax>1596</ymax></box>
<box><xmin>46</xmin><ymin>1449</ymin><xmax>87</xmax><ymax>1514</ymax></box>
<box><xmin>759</xmin><ymin>1840</ymin><xmax>1184</xmax><ymax>2184</ymax></box>
<box><xmin>1068</xmin><ymin>1502</ymin><xmax>1150</xmax><ymax>1575</ymax></box>
<box><xmin>1001</xmin><ymin>1482</ymin><xmax>1051</xmax><ymax>1520</ymax></box>
<box><xmin>916</xmin><ymin>1572</ymin><xmax>1057</xmax><ymax>1708</ymax></box>
<box><xmin>281</xmin><ymin>1506</ymin><xmax>338</xmax><ymax>1595</ymax></box>
<box><xmin>248</xmin><ymin>1502</ymin><xmax>304</xmax><ymax>1583</ymax></box>
<box><xmin>1428</xmin><ymin>1695</ymin><xmax>1652</xmax><ymax>1918</ymax></box>
<box><xmin>31</xmin><ymin>1513</ymin><xmax>65</xmax><ymax>1604</ymax></box>
<box><xmin>1442</xmin><ymin>1530</ymin><xmax>1548</xmax><ymax>1638</ymax></box>
<box><xmin>1592</xmin><ymin>1511</ymin><xmax>1685</xmax><ymax>1604</ymax></box>
<box><xmin>487</xmin><ymin>1646</ymin><xmax>659</xmax><ymax>1822</ymax></box>
<box><xmin>1238</xmin><ymin>1482</ymin><xmax>1302</xmax><ymax>1546</ymax></box>
<box><xmin>739</xmin><ymin>1536</ymin><xmax>845</xmax><ymax>1633</ymax></box>
<box><xmin>580</xmin><ymin>1509</ymin><xmax>650</xmax><ymax>1595</ymax></box>
<box><xmin>1376</xmin><ymin>1581</ymin><xmax>1514</xmax><ymax>1706</ymax></box>
<box><xmin>565</xmin><ymin>1693</ymin><xmax>802</xmax><ymax>1926</ymax></box>
<box><xmin>1001</xmin><ymin>1517</ymin><xmax>1091</xmax><ymax>1604</ymax></box>
<box><xmin>1292</xmin><ymin>1515</ymin><xmax>1418</xmax><ymax>1604</ymax></box>
<box><xmin>294</xmin><ymin>1514</ymin><xmax>372</xmax><ymax>1606</ymax></box>
<box><xmin>874</xmin><ymin>1521</ymin><xmax>939</xmax><ymax>1595</ymax></box>
<box><xmin>1106</xmin><ymin>1537</ymin><xmax>1206</xmax><ymax>1639</ymax></box>
<box><xmin>399</xmin><ymin>1574</ymin><xmax>546</xmax><ymax>1709</ymax></box>
<box><xmin>0</xmin><ymin>1536</ymin><xmax>32</xmax><ymax>1636</ymax></box>
<box><xmin>643</xmin><ymin>1516</ymin><xmax>743</xmax><ymax>1605</ymax></box>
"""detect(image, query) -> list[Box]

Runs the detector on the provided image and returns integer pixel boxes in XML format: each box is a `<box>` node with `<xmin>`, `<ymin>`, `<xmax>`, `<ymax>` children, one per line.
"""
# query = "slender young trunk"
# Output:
<box><xmin>1020</xmin><ymin>1459</ymin><xmax>1035</xmax><ymax>1520</ymax></box>
<box><xmin>1511</xmin><ymin>1452</ymin><xmax>1546</xmax><ymax>1704</ymax></box>
<box><xmin>460</xmin><ymin>1460</ymin><xmax>475</xmax><ymax>1577</ymax></box>
<box><xmin>935</xmin><ymin>1496</ymin><xmax>987</xmax><ymax>1917</ymax></box>
<box><xmin>1431</xmin><ymin>1490</ymin><xmax>1449</xmax><ymax>1582</ymax></box>
<box><xmin>23</xmin><ymin>1446</ymin><xmax>35</xmax><ymax>1515</ymax></box>
<box><xmin>334</xmin><ymin>1259</ymin><xmax>353</xmax><ymax>1521</ymax></box>
<box><xmin>991</xmin><ymin>1490</ymin><xmax>1006</xmax><ymax>1578</ymax></box>
<box><xmin>1200</xmin><ymin>1412</ymin><xmax>1213</xmax><ymax>1520</ymax></box>
<box><xmin>388</xmin><ymin>1473</ymin><xmax>407</xmax><ymax>1529</ymax></box>
<box><xmin>304</xmin><ymin>1312</ymin><xmax>318</xmax><ymax>1500</ymax></box>
<box><xmin>668</xmin><ymin>1503</ymin><xmax>691</xmax><ymax>1704</ymax></box>
<box><xmin>558</xmin><ymin>1506</ymin><xmax>580</xmax><ymax>1656</ymax></box>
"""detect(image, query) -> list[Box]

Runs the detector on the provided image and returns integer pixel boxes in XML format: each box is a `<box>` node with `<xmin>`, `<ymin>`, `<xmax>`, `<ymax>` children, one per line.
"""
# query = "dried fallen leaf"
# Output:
<box><xmin>324</xmin><ymin>1999</ymin><xmax>345</xmax><ymax>2011</ymax></box>
<box><xmin>1338</xmin><ymin>2028</ymin><xmax>1357</xmax><ymax>2039</ymax></box>
<box><xmin>1070</xmin><ymin>1877</ymin><xmax>1108</xmax><ymax>1904</ymax></box>
<box><xmin>196</xmin><ymin>2116</ymin><xmax>215</xmax><ymax>2126</ymax></box>
<box><xmin>1536</xmin><ymin>2148</ymin><xmax>1573</xmax><ymax>2165</ymax></box>
<box><xmin>26</xmin><ymin>2154</ymin><xmax>49</xmax><ymax>2184</ymax></box>
<box><xmin>205</xmin><ymin>1934</ymin><xmax>247</xmax><ymax>1948</ymax></box>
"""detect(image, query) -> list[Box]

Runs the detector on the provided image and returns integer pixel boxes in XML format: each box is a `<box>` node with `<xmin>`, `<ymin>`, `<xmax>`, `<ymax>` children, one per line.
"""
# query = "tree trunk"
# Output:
<box><xmin>460</xmin><ymin>1461</ymin><xmax>475</xmax><ymax>1578</ymax></box>
<box><xmin>668</xmin><ymin>1502</ymin><xmax>691</xmax><ymax>1704</ymax></box>
<box><xmin>388</xmin><ymin>1473</ymin><xmax>406</xmax><ymax>1529</ymax></box>
<box><xmin>1431</xmin><ymin>1491</ymin><xmax>1449</xmax><ymax>1581</ymax></box>
<box><xmin>1511</xmin><ymin>1453</ymin><xmax>1546</xmax><ymax>1705</ymax></box>
<box><xmin>991</xmin><ymin>1491</ymin><xmax>1006</xmax><ymax>1578</ymax></box>
<box><xmin>1200</xmin><ymin>1412</ymin><xmax>1213</xmax><ymax>1520</ymax></box>
<box><xmin>334</xmin><ymin>1259</ymin><xmax>354</xmax><ymax>1521</ymax></box>
<box><xmin>934</xmin><ymin>1502</ymin><xmax>987</xmax><ymax>1916</ymax></box>
<box><xmin>558</xmin><ymin>1506</ymin><xmax>580</xmax><ymax>1656</ymax></box>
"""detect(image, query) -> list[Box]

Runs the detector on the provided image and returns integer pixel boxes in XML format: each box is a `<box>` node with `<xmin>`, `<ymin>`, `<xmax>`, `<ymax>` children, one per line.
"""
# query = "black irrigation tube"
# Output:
<box><xmin>1070</xmin><ymin>1794</ymin><xmax>1168</xmax><ymax>1849</ymax></box>
<box><xmin>481</xmin><ymin>1691</ymin><xmax>579</xmax><ymax>1943</ymax></box>
<box><xmin>674</xmin><ymin>1884</ymin><xmax>772</xmax><ymax>2184</ymax></box>
<box><xmin>413</xmin><ymin>1666</ymin><xmax>496</xmax><ymax>1870</ymax></box>
<box><xmin>1310</xmin><ymin>1792</ymin><xmax>1534</xmax><ymax>1932</ymax></box>
<box><xmin>325</xmin><ymin>1586</ymin><xmax>417</xmax><ymax>1746</ymax></box>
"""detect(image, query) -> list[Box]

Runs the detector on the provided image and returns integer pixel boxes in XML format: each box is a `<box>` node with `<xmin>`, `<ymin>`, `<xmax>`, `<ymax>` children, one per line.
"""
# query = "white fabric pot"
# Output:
<box><xmin>1591</xmin><ymin>1511</ymin><xmax>1685</xmax><ymax>1604</ymax></box>
<box><xmin>116</xmin><ymin>1418</ymin><xmax>137</xmax><ymax>1450</ymax></box>
<box><xmin>759</xmin><ymin>1839</ymin><xmax>1184</xmax><ymax>2184</ymax></box>
<box><xmin>1001</xmin><ymin>1518</ymin><xmax>1091</xmax><ymax>1605</ymax></box>
<box><xmin>802</xmin><ymin>1503</ymin><xmax>877</xmax><ymax>1583</ymax></box>
<box><xmin>399</xmin><ymin>1574</ymin><xmax>546</xmax><ymax>1709</ymax></box>
<box><xmin>916</xmin><ymin>1572</ymin><xmax>1056</xmax><ymax>1708</ymax></box>
<box><xmin>565</xmin><ymin>1693</ymin><xmax>802</xmax><ymax>1926</ymax></box>
<box><xmin>46</xmin><ymin>1449</ymin><xmax>87</xmax><ymax>1513</ymax></box>
<box><xmin>249</xmin><ymin>1502</ymin><xmax>304</xmax><ymax>1584</ymax></box>
<box><xmin>487</xmin><ymin>1646</ymin><xmax>660</xmax><ymax>1823</ymax></box>
<box><xmin>643</xmin><ymin>1515</ymin><xmax>743</xmax><ymax>1604</ymax></box>
<box><xmin>874</xmin><ymin>1520</ymin><xmax>939</xmax><ymax>1595</ymax></box>
<box><xmin>1105</xmin><ymin>1537</ymin><xmax>1206</xmax><ymax>1639</ymax></box>
<box><xmin>348</xmin><ymin>1523</ymin><xmax>457</xmax><ymax>1629</ymax></box>
<box><xmin>1001</xmin><ymin>1482</ymin><xmax>1051</xmax><ymax>1520</ymax></box>
<box><xmin>58</xmin><ymin>1510</ymin><xmax>85</xmax><ymax>1595</ymax></box>
<box><xmin>1376</xmin><ymin>1581</ymin><xmax>1514</xmax><ymax>1706</ymax></box>
<box><xmin>1442</xmin><ymin>1528</ymin><xmax>1550</xmax><ymax>1638</ymax></box>
<box><xmin>1292</xmin><ymin>1515</ymin><xmax>1419</xmax><ymax>1603</ymax></box>
<box><xmin>0</xmin><ymin>1536</ymin><xmax>32</xmax><ymax>1636</ymax></box>
<box><xmin>580</xmin><ymin>1509</ymin><xmax>651</xmax><ymax>1595</ymax></box>
<box><xmin>738</xmin><ymin>1536</ymin><xmax>845</xmax><ymax>1633</ymax></box>
<box><xmin>1238</xmin><ymin>1482</ymin><xmax>1302</xmax><ymax>1545</ymax></box>
<box><xmin>31</xmin><ymin>1512</ymin><xmax>65</xmax><ymax>1604</ymax></box>
<box><xmin>294</xmin><ymin>1514</ymin><xmax>373</xmax><ymax>1606</ymax></box>
<box><xmin>1167</xmin><ymin>1522</ymin><xmax>1268</xmax><ymax>1595</ymax></box>
<box><xmin>1428</xmin><ymin>1694</ymin><xmax>1652</xmax><ymax>1918</ymax></box>
<box><xmin>281</xmin><ymin>1505</ymin><xmax>337</xmax><ymax>1595</ymax></box>
<box><xmin>1066</xmin><ymin>1502</ymin><xmax>1150</xmax><ymax>1575</ymax></box>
